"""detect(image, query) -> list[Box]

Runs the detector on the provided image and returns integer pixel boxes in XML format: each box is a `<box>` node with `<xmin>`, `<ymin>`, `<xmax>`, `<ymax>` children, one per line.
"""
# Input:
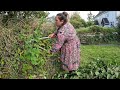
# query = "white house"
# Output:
<box><xmin>94</xmin><ymin>11</ymin><xmax>120</xmax><ymax>27</ymax></box>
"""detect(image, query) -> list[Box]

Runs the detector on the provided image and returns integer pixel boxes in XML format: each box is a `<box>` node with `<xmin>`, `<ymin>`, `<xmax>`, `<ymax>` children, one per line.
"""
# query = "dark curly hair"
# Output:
<box><xmin>56</xmin><ymin>11</ymin><xmax>68</xmax><ymax>25</ymax></box>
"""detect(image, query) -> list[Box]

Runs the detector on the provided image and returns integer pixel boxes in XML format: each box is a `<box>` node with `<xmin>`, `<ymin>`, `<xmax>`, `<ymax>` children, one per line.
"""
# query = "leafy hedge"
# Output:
<box><xmin>53</xmin><ymin>59</ymin><xmax>120</xmax><ymax>79</ymax></box>
<box><xmin>0</xmin><ymin>14</ymin><xmax>60</xmax><ymax>79</ymax></box>
<box><xmin>76</xmin><ymin>25</ymin><xmax>119</xmax><ymax>44</ymax></box>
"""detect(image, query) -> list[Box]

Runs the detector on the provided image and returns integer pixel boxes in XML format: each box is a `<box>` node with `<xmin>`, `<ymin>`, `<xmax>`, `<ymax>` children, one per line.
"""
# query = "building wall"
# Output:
<box><xmin>117</xmin><ymin>11</ymin><xmax>120</xmax><ymax>17</ymax></box>
<box><xmin>94</xmin><ymin>11</ymin><xmax>108</xmax><ymax>26</ymax></box>
<box><xmin>94</xmin><ymin>11</ymin><xmax>120</xmax><ymax>27</ymax></box>
<box><xmin>107</xmin><ymin>11</ymin><xmax>117</xmax><ymax>26</ymax></box>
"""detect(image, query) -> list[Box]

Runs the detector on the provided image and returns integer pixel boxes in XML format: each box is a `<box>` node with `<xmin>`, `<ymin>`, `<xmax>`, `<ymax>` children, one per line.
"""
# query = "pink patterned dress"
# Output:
<box><xmin>51</xmin><ymin>22</ymin><xmax>80</xmax><ymax>71</ymax></box>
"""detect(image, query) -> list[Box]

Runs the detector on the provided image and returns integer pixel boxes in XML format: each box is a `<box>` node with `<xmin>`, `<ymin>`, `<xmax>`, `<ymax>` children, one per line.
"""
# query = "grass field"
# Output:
<box><xmin>81</xmin><ymin>45</ymin><xmax>120</xmax><ymax>66</ymax></box>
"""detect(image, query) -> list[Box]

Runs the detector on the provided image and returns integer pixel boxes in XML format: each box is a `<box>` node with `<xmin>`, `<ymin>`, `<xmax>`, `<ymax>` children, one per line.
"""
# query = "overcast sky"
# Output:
<box><xmin>48</xmin><ymin>11</ymin><xmax>99</xmax><ymax>21</ymax></box>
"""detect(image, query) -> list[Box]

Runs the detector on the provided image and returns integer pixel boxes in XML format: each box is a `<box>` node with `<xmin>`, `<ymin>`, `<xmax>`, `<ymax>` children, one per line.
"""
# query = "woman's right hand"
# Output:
<box><xmin>48</xmin><ymin>33</ymin><xmax>56</xmax><ymax>38</ymax></box>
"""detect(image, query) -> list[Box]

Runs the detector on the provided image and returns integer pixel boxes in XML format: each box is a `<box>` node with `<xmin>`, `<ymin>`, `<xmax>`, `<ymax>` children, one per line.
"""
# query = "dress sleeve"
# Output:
<box><xmin>50</xmin><ymin>28</ymin><xmax>66</xmax><ymax>53</ymax></box>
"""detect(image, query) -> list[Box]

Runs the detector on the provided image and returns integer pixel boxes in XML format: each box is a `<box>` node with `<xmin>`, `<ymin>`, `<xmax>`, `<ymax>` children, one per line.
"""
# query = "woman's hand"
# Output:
<box><xmin>48</xmin><ymin>33</ymin><xmax>56</xmax><ymax>38</ymax></box>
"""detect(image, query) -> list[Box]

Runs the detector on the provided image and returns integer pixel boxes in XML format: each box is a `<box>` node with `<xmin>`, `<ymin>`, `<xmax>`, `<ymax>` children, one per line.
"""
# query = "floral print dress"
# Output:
<box><xmin>51</xmin><ymin>22</ymin><xmax>80</xmax><ymax>71</ymax></box>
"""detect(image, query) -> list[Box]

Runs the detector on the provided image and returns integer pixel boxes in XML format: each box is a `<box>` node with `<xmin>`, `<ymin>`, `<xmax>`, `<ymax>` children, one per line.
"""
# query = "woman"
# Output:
<box><xmin>48</xmin><ymin>12</ymin><xmax>80</xmax><ymax>74</ymax></box>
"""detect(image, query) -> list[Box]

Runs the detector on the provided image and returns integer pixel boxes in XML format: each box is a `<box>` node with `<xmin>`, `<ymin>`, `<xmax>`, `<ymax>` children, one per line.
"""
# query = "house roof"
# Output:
<box><xmin>94</xmin><ymin>11</ymin><xmax>107</xmax><ymax>19</ymax></box>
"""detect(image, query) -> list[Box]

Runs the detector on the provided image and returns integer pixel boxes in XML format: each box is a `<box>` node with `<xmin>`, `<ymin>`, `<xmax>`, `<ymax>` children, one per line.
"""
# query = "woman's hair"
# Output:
<box><xmin>62</xmin><ymin>11</ymin><xmax>68</xmax><ymax>18</ymax></box>
<box><xmin>56</xmin><ymin>11</ymin><xmax>68</xmax><ymax>25</ymax></box>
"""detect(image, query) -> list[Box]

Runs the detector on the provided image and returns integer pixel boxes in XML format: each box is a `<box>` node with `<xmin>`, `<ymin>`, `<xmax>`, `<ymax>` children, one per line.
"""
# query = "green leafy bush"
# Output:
<box><xmin>53</xmin><ymin>59</ymin><xmax>120</xmax><ymax>79</ymax></box>
<box><xmin>76</xmin><ymin>25</ymin><xmax>119</xmax><ymax>44</ymax></box>
<box><xmin>0</xmin><ymin>12</ymin><xmax>58</xmax><ymax>79</ymax></box>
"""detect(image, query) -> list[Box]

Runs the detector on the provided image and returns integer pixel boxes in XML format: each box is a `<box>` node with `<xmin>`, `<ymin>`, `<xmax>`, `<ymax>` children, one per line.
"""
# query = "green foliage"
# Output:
<box><xmin>17</xmin><ymin>30</ymin><xmax>51</xmax><ymax>78</ymax></box>
<box><xmin>13</xmin><ymin>16</ymin><xmax>56</xmax><ymax>78</ymax></box>
<box><xmin>53</xmin><ymin>59</ymin><xmax>120</xmax><ymax>79</ymax></box>
<box><xmin>86</xmin><ymin>21</ymin><xmax>95</xmax><ymax>27</ymax></box>
<box><xmin>116</xmin><ymin>16</ymin><xmax>120</xmax><ymax>28</ymax></box>
<box><xmin>116</xmin><ymin>16</ymin><xmax>120</xmax><ymax>41</ymax></box>
<box><xmin>70</xmin><ymin>12</ymin><xmax>87</xmax><ymax>29</ymax></box>
<box><xmin>41</xmin><ymin>22</ymin><xmax>55</xmax><ymax>36</ymax></box>
<box><xmin>77</xmin><ymin>59</ymin><xmax>120</xmax><ymax>79</ymax></box>
<box><xmin>87</xmin><ymin>11</ymin><xmax>94</xmax><ymax>22</ymax></box>
<box><xmin>76</xmin><ymin>25</ymin><xmax>119</xmax><ymax>44</ymax></box>
<box><xmin>0</xmin><ymin>11</ymin><xmax>57</xmax><ymax>79</ymax></box>
<box><xmin>1</xmin><ymin>11</ymin><xmax>120</xmax><ymax>79</ymax></box>
<box><xmin>86</xmin><ymin>11</ymin><xmax>95</xmax><ymax>27</ymax></box>
<box><xmin>53</xmin><ymin>45</ymin><xmax>120</xmax><ymax>79</ymax></box>
<box><xmin>0</xmin><ymin>11</ymin><xmax>49</xmax><ymax>26</ymax></box>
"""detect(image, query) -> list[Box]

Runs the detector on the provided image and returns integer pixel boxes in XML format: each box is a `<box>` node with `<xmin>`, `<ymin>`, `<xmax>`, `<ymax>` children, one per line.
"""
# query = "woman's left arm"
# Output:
<box><xmin>50</xmin><ymin>29</ymin><xmax>66</xmax><ymax>53</ymax></box>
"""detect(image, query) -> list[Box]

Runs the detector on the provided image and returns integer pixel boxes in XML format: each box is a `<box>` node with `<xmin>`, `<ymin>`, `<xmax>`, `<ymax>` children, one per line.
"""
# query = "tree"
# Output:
<box><xmin>116</xmin><ymin>16</ymin><xmax>120</xmax><ymax>39</ymax></box>
<box><xmin>70</xmin><ymin>12</ymin><xmax>87</xmax><ymax>29</ymax></box>
<box><xmin>116</xmin><ymin>16</ymin><xmax>120</xmax><ymax>28</ymax></box>
<box><xmin>87</xmin><ymin>11</ymin><xmax>95</xmax><ymax>27</ymax></box>
<box><xmin>87</xmin><ymin>11</ymin><xmax>94</xmax><ymax>21</ymax></box>
<box><xmin>81</xmin><ymin>19</ymin><xmax>87</xmax><ymax>27</ymax></box>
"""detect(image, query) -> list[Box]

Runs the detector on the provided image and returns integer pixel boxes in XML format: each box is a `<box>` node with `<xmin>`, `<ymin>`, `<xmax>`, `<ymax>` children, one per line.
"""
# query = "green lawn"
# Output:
<box><xmin>80</xmin><ymin>45</ymin><xmax>120</xmax><ymax>66</ymax></box>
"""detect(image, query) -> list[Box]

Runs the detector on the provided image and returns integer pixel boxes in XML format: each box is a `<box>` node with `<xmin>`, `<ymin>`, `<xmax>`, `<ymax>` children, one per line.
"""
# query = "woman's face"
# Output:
<box><xmin>55</xmin><ymin>16</ymin><xmax>64</xmax><ymax>27</ymax></box>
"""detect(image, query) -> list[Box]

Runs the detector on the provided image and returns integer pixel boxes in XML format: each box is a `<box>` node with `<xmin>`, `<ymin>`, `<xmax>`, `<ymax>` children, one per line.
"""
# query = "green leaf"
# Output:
<box><xmin>20</xmin><ymin>55</ymin><xmax>24</xmax><ymax>60</ymax></box>
<box><xmin>115</xmin><ymin>67</ymin><xmax>119</xmax><ymax>71</ymax></box>
<box><xmin>115</xmin><ymin>72</ymin><xmax>119</xmax><ymax>78</ymax></box>
<box><xmin>25</xmin><ymin>54</ymin><xmax>31</xmax><ymax>60</ymax></box>
<box><xmin>107</xmin><ymin>74</ymin><xmax>111</xmax><ymax>79</ymax></box>
<box><xmin>29</xmin><ymin>75</ymin><xmax>33</xmax><ymax>79</ymax></box>
<box><xmin>31</xmin><ymin>60</ymin><xmax>37</xmax><ymax>65</ymax></box>
<box><xmin>111</xmin><ymin>70</ymin><xmax>114</xmax><ymax>75</ymax></box>
<box><xmin>31</xmin><ymin>56</ymin><xmax>37</xmax><ymax>61</ymax></box>
<box><xmin>36</xmin><ymin>54</ymin><xmax>39</xmax><ymax>58</ymax></box>
<box><xmin>102</xmin><ymin>69</ymin><xmax>106</xmax><ymax>73</ymax></box>
<box><xmin>95</xmin><ymin>71</ymin><xmax>99</xmax><ymax>76</ymax></box>
<box><xmin>72</xmin><ymin>76</ymin><xmax>79</xmax><ymax>79</ymax></box>
<box><xmin>18</xmin><ymin>48</ymin><xmax>21</xmax><ymax>53</ymax></box>
<box><xmin>56</xmin><ymin>74</ymin><xmax>60</xmax><ymax>79</ymax></box>
<box><xmin>90</xmin><ymin>71</ymin><xmax>94</xmax><ymax>76</ymax></box>
<box><xmin>76</xmin><ymin>72</ymin><xmax>81</xmax><ymax>76</ymax></box>
<box><xmin>64</xmin><ymin>74</ymin><xmax>67</xmax><ymax>78</ymax></box>
<box><xmin>1</xmin><ymin>59</ymin><xmax>4</xmax><ymax>66</ymax></box>
<box><xmin>111</xmin><ymin>75</ymin><xmax>116</xmax><ymax>79</ymax></box>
